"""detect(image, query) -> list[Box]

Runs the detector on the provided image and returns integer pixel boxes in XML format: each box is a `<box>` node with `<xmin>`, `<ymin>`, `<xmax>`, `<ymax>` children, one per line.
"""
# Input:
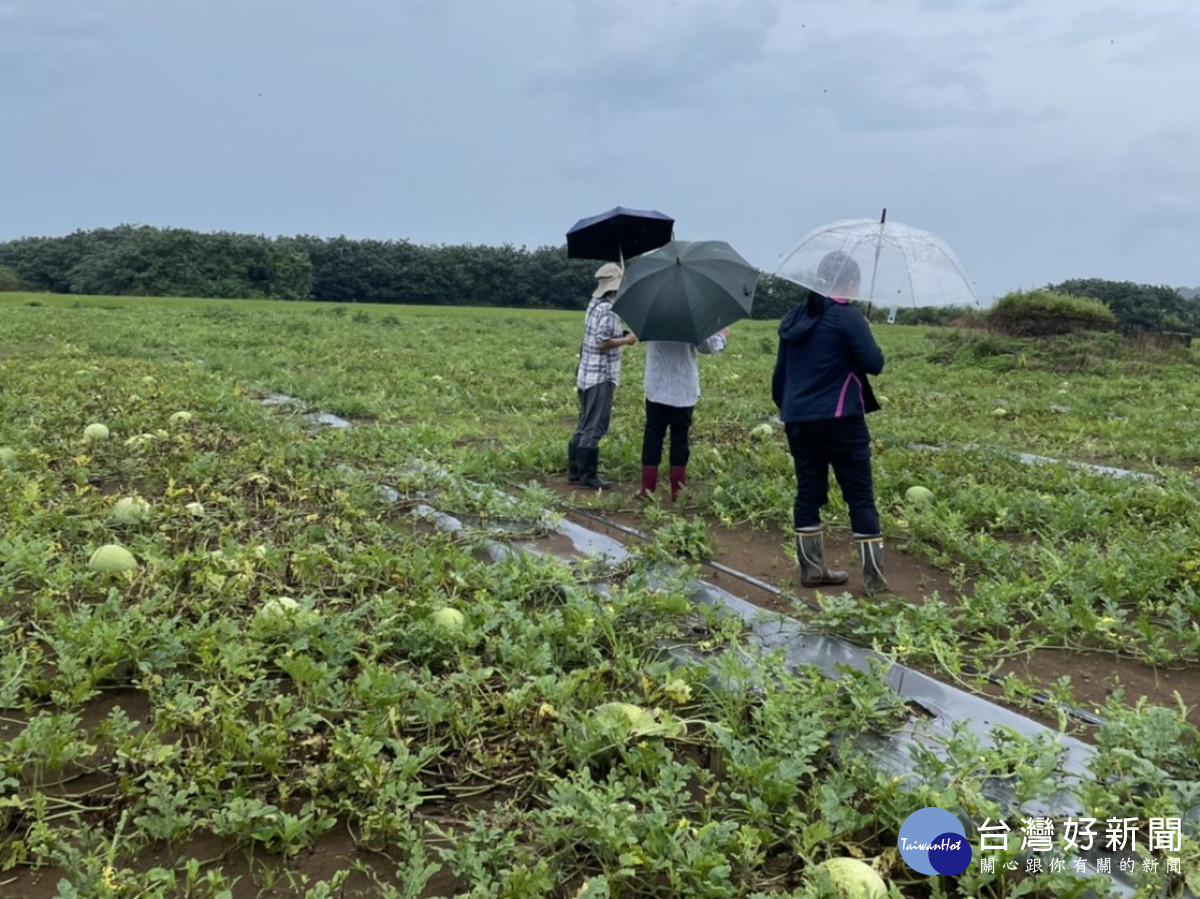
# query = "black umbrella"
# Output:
<box><xmin>566</xmin><ymin>206</ymin><xmax>675</xmax><ymax>263</ymax></box>
<box><xmin>612</xmin><ymin>240</ymin><xmax>758</xmax><ymax>343</ymax></box>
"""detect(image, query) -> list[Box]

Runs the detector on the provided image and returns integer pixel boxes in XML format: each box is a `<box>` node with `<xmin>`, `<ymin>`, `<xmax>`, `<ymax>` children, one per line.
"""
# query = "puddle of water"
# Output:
<box><xmin>261</xmin><ymin>393</ymin><xmax>353</xmax><ymax>428</ymax></box>
<box><xmin>302</xmin><ymin>411</ymin><xmax>353</xmax><ymax>428</ymax></box>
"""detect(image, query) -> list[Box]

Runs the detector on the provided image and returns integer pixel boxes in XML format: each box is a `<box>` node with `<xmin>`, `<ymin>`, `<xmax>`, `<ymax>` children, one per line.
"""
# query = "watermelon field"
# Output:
<box><xmin>1</xmin><ymin>292</ymin><xmax>1198</xmax><ymax>897</ymax></box>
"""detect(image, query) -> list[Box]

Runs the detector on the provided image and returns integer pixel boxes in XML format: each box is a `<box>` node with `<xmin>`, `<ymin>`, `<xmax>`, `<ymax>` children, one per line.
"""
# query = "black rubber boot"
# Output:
<box><xmin>854</xmin><ymin>534</ymin><xmax>889</xmax><ymax>594</ymax></box>
<box><xmin>795</xmin><ymin>527</ymin><xmax>849</xmax><ymax>588</ymax></box>
<box><xmin>578</xmin><ymin>447</ymin><xmax>612</xmax><ymax>490</ymax></box>
<box><xmin>568</xmin><ymin>441</ymin><xmax>581</xmax><ymax>484</ymax></box>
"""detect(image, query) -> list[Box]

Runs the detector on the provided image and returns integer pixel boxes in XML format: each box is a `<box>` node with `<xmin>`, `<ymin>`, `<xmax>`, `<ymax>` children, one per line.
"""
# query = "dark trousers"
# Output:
<box><xmin>641</xmin><ymin>400</ymin><xmax>694</xmax><ymax>467</ymax></box>
<box><xmin>570</xmin><ymin>382</ymin><xmax>615</xmax><ymax>450</ymax></box>
<box><xmin>785</xmin><ymin>416</ymin><xmax>881</xmax><ymax>536</ymax></box>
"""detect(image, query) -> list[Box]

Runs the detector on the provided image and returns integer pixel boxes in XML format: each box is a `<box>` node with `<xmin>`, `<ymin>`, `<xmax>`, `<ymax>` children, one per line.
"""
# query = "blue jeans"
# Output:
<box><xmin>785</xmin><ymin>416</ymin><xmax>881</xmax><ymax>536</ymax></box>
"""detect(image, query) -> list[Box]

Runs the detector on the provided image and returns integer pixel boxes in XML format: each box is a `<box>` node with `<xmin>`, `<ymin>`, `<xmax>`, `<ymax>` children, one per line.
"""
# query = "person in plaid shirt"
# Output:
<box><xmin>568</xmin><ymin>262</ymin><xmax>638</xmax><ymax>489</ymax></box>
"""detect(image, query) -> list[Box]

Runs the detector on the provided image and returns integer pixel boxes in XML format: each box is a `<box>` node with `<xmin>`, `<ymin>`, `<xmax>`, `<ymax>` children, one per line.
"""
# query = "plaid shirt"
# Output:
<box><xmin>576</xmin><ymin>297</ymin><xmax>626</xmax><ymax>389</ymax></box>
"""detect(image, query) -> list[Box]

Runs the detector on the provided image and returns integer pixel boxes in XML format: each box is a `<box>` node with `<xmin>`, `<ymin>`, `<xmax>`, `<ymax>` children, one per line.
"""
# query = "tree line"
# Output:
<box><xmin>1046</xmin><ymin>279</ymin><xmax>1199</xmax><ymax>334</ymax></box>
<box><xmin>0</xmin><ymin>224</ymin><xmax>806</xmax><ymax>319</ymax></box>
<box><xmin>1</xmin><ymin>225</ymin><xmax>1196</xmax><ymax>331</ymax></box>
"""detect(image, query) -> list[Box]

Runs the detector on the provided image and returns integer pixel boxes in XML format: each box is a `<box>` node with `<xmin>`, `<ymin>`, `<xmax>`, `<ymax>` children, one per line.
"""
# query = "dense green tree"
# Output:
<box><xmin>0</xmin><ymin>263</ymin><xmax>25</xmax><ymax>291</ymax></box>
<box><xmin>1048</xmin><ymin>278</ymin><xmax>1200</xmax><ymax>333</ymax></box>
<box><xmin>749</xmin><ymin>274</ymin><xmax>808</xmax><ymax>321</ymax></box>
<box><xmin>0</xmin><ymin>226</ymin><xmax>311</xmax><ymax>300</ymax></box>
<box><xmin>0</xmin><ymin>226</ymin><xmax>607</xmax><ymax>308</ymax></box>
<box><xmin>0</xmin><ymin>230</ymin><xmax>93</xmax><ymax>292</ymax></box>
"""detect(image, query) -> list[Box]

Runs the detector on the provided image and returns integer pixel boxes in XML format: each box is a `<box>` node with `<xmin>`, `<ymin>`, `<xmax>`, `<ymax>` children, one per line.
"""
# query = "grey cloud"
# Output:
<box><xmin>0</xmin><ymin>3</ymin><xmax>106</xmax><ymax>42</ymax></box>
<box><xmin>917</xmin><ymin>0</ymin><xmax>1026</xmax><ymax>11</ymax></box>
<box><xmin>1109</xmin><ymin>9</ymin><xmax>1200</xmax><ymax>64</ymax></box>
<box><xmin>1114</xmin><ymin>130</ymin><xmax>1200</xmax><ymax>250</ymax></box>
<box><xmin>763</xmin><ymin>26</ymin><xmax>1059</xmax><ymax>133</ymax></box>
<box><xmin>2</xmin><ymin>0</ymin><xmax>1197</xmax><ymax>296</ymax></box>
<box><xmin>0</xmin><ymin>5</ymin><xmax>107</xmax><ymax>91</ymax></box>
<box><xmin>536</xmin><ymin>4</ymin><xmax>1048</xmax><ymax>133</ymax></box>
<box><xmin>977</xmin><ymin>0</ymin><xmax>1028</xmax><ymax>11</ymax></box>
<box><xmin>1054</xmin><ymin>5</ymin><xmax>1184</xmax><ymax>50</ymax></box>
<box><xmin>836</xmin><ymin>77</ymin><xmax>1059</xmax><ymax>132</ymax></box>
<box><xmin>533</xmin><ymin>0</ymin><xmax>781</xmax><ymax>113</ymax></box>
<box><xmin>915</xmin><ymin>0</ymin><xmax>1029</xmax><ymax>19</ymax></box>
<box><xmin>1130</xmin><ymin>198</ymin><xmax>1200</xmax><ymax>236</ymax></box>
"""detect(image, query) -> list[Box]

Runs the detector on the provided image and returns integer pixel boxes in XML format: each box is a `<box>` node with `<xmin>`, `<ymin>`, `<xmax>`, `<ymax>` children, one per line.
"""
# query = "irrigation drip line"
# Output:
<box><xmin>561</xmin><ymin>504</ymin><xmax>1108</xmax><ymax>729</ymax></box>
<box><xmin>907</xmin><ymin>441</ymin><xmax>1158</xmax><ymax>481</ymax></box>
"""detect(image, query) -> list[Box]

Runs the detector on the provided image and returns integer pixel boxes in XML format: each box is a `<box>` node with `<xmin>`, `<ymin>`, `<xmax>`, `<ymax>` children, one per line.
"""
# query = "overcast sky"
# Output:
<box><xmin>2</xmin><ymin>0</ymin><xmax>1198</xmax><ymax>300</ymax></box>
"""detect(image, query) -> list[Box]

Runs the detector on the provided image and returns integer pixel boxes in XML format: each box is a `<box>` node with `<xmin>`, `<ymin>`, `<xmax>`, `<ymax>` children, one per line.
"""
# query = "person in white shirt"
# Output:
<box><xmin>637</xmin><ymin>329</ymin><xmax>728</xmax><ymax>500</ymax></box>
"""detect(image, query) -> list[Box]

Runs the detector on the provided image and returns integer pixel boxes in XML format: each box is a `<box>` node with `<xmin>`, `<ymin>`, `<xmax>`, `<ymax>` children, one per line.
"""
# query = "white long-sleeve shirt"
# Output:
<box><xmin>643</xmin><ymin>333</ymin><xmax>727</xmax><ymax>408</ymax></box>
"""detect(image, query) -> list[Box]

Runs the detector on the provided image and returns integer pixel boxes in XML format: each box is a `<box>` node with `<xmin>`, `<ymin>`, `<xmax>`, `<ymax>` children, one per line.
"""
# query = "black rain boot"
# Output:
<box><xmin>854</xmin><ymin>534</ymin><xmax>889</xmax><ymax>594</ymax></box>
<box><xmin>568</xmin><ymin>441</ymin><xmax>581</xmax><ymax>484</ymax></box>
<box><xmin>795</xmin><ymin>526</ymin><xmax>849</xmax><ymax>588</ymax></box>
<box><xmin>578</xmin><ymin>447</ymin><xmax>612</xmax><ymax>490</ymax></box>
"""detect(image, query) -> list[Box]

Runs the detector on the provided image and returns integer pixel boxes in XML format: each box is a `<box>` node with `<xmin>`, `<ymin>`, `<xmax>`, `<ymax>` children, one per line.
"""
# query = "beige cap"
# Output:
<box><xmin>592</xmin><ymin>261</ymin><xmax>624</xmax><ymax>298</ymax></box>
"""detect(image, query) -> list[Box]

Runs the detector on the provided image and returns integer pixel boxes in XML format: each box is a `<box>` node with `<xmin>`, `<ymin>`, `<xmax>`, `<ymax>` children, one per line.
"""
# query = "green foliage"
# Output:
<box><xmin>747</xmin><ymin>274</ymin><xmax>807</xmax><ymax>320</ymax></box>
<box><xmin>748</xmin><ymin>279</ymin><xmax>989</xmax><ymax>327</ymax></box>
<box><xmin>0</xmin><ymin>225</ymin><xmax>312</xmax><ymax>300</ymax></box>
<box><xmin>0</xmin><ymin>226</ymin><xmax>606</xmax><ymax>308</ymax></box>
<box><xmin>1050</xmin><ymin>277</ymin><xmax>1200</xmax><ymax>334</ymax></box>
<box><xmin>879</xmin><ymin>304</ymin><xmax>987</xmax><ymax>327</ymax></box>
<box><xmin>0</xmin><ymin>263</ymin><xmax>25</xmax><ymax>291</ymax></box>
<box><xmin>0</xmin><ymin>226</ymin><xmax>785</xmax><ymax>314</ymax></box>
<box><xmin>1</xmin><ymin>296</ymin><xmax>1196</xmax><ymax>895</ymax></box>
<box><xmin>638</xmin><ymin>510</ymin><xmax>716</xmax><ymax>563</ymax></box>
<box><xmin>922</xmin><ymin>328</ymin><xmax>1165</xmax><ymax>373</ymax></box>
<box><xmin>987</xmin><ymin>288</ymin><xmax>1116</xmax><ymax>336</ymax></box>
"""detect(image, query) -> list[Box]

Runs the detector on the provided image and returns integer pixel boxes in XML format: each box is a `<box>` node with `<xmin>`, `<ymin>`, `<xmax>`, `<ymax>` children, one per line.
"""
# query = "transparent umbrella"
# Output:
<box><xmin>775</xmin><ymin>209</ymin><xmax>976</xmax><ymax>319</ymax></box>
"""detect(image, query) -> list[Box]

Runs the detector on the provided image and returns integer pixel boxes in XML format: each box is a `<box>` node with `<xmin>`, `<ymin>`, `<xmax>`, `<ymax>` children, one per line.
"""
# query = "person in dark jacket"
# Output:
<box><xmin>771</xmin><ymin>250</ymin><xmax>888</xmax><ymax>593</ymax></box>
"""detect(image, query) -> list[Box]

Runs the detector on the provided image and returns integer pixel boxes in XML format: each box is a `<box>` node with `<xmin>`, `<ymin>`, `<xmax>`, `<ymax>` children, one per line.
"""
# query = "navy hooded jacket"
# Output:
<box><xmin>771</xmin><ymin>294</ymin><xmax>885</xmax><ymax>422</ymax></box>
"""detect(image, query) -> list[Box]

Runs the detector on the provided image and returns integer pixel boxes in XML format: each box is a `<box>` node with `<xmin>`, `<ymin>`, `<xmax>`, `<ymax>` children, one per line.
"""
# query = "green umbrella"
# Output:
<box><xmin>612</xmin><ymin>240</ymin><xmax>759</xmax><ymax>344</ymax></box>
